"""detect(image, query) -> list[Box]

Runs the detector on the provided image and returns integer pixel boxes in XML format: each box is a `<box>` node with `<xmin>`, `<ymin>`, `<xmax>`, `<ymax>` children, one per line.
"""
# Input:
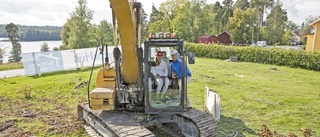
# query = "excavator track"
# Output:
<box><xmin>78</xmin><ymin>103</ymin><xmax>155</xmax><ymax>137</ymax></box>
<box><xmin>177</xmin><ymin>108</ymin><xmax>218</xmax><ymax>137</ymax></box>
<box><xmin>79</xmin><ymin>102</ymin><xmax>218</xmax><ymax>137</ymax></box>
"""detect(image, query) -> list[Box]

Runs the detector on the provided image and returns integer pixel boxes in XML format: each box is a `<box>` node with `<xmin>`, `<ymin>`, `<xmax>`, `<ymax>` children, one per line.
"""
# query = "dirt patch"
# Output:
<box><xmin>0</xmin><ymin>96</ymin><xmax>85</xmax><ymax>136</ymax></box>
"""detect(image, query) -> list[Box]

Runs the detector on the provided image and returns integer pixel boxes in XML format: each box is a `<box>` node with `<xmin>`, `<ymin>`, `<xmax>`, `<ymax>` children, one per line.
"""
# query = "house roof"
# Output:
<box><xmin>310</xmin><ymin>18</ymin><xmax>320</xmax><ymax>27</ymax></box>
<box><xmin>198</xmin><ymin>35</ymin><xmax>214</xmax><ymax>39</ymax></box>
<box><xmin>292</xmin><ymin>31</ymin><xmax>300</xmax><ymax>37</ymax></box>
<box><xmin>217</xmin><ymin>31</ymin><xmax>231</xmax><ymax>37</ymax></box>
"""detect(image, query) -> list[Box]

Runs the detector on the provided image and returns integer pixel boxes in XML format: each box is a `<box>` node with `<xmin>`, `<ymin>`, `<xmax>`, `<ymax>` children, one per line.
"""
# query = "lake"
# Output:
<box><xmin>0</xmin><ymin>40</ymin><xmax>62</xmax><ymax>63</ymax></box>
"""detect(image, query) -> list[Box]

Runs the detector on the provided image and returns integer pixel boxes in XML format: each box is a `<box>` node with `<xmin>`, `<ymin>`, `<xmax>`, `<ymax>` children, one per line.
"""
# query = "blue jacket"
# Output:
<box><xmin>171</xmin><ymin>60</ymin><xmax>191</xmax><ymax>79</ymax></box>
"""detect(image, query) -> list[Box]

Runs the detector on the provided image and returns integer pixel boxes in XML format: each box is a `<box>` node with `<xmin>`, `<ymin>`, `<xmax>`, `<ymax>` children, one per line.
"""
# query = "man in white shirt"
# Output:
<box><xmin>151</xmin><ymin>51</ymin><xmax>170</xmax><ymax>95</ymax></box>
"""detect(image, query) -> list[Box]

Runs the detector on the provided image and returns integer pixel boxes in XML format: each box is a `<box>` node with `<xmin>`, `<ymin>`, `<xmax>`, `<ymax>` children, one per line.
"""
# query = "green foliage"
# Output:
<box><xmin>227</xmin><ymin>8</ymin><xmax>257</xmax><ymax>44</ymax></box>
<box><xmin>282</xmin><ymin>30</ymin><xmax>292</xmax><ymax>45</ymax></box>
<box><xmin>5</xmin><ymin>23</ymin><xmax>22</xmax><ymax>62</ymax></box>
<box><xmin>233</xmin><ymin>0</ymin><xmax>249</xmax><ymax>10</ymax></box>
<box><xmin>53</xmin><ymin>47</ymin><xmax>59</xmax><ymax>51</ymax></box>
<box><xmin>263</xmin><ymin>3</ymin><xmax>288</xmax><ymax>45</ymax></box>
<box><xmin>0</xmin><ymin>24</ymin><xmax>61</xmax><ymax>41</ymax></box>
<box><xmin>40</xmin><ymin>43</ymin><xmax>49</xmax><ymax>52</ymax></box>
<box><xmin>185</xmin><ymin>43</ymin><xmax>320</xmax><ymax>71</ymax></box>
<box><xmin>97</xmin><ymin>20</ymin><xmax>113</xmax><ymax>45</ymax></box>
<box><xmin>60</xmin><ymin>0</ymin><xmax>96</xmax><ymax>49</ymax></box>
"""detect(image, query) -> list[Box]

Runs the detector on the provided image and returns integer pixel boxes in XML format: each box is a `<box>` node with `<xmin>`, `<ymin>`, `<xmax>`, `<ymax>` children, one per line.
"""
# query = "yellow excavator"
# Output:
<box><xmin>77</xmin><ymin>0</ymin><xmax>218</xmax><ymax>136</ymax></box>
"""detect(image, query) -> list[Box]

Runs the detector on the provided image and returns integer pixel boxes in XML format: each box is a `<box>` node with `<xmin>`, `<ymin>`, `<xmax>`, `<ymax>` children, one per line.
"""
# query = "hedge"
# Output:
<box><xmin>185</xmin><ymin>43</ymin><xmax>320</xmax><ymax>71</ymax></box>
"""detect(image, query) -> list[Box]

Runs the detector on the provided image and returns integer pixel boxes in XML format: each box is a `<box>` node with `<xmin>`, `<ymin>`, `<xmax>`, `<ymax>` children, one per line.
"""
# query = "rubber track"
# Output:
<box><xmin>79</xmin><ymin>103</ymin><xmax>155</xmax><ymax>137</ymax></box>
<box><xmin>179</xmin><ymin>108</ymin><xmax>219</xmax><ymax>137</ymax></box>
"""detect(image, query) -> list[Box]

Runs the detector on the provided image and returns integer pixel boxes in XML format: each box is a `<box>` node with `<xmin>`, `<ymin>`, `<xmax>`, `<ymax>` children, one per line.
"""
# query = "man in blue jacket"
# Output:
<box><xmin>170</xmin><ymin>49</ymin><xmax>192</xmax><ymax>109</ymax></box>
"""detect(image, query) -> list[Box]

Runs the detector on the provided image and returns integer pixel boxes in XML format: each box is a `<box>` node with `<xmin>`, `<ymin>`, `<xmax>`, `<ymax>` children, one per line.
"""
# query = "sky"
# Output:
<box><xmin>0</xmin><ymin>0</ymin><xmax>319</xmax><ymax>27</ymax></box>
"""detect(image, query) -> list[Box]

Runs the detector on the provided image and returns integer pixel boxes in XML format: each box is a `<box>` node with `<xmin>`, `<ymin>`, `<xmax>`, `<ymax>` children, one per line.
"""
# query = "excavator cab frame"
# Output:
<box><xmin>143</xmin><ymin>38</ymin><xmax>187</xmax><ymax>114</ymax></box>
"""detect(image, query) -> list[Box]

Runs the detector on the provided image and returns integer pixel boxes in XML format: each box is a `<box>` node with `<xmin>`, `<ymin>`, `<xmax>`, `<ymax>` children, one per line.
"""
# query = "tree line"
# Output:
<box><xmin>0</xmin><ymin>24</ymin><xmax>61</xmax><ymax>41</ymax></box>
<box><xmin>2</xmin><ymin>0</ymin><xmax>318</xmax><ymax>63</ymax></box>
<box><xmin>147</xmin><ymin>0</ymin><xmax>317</xmax><ymax>45</ymax></box>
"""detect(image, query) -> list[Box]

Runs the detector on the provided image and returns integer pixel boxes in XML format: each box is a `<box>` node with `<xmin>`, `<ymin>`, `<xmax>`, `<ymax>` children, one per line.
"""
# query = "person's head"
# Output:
<box><xmin>170</xmin><ymin>49</ymin><xmax>178</xmax><ymax>61</ymax></box>
<box><xmin>155</xmin><ymin>51</ymin><xmax>163</xmax><ymax>65</ymax></box>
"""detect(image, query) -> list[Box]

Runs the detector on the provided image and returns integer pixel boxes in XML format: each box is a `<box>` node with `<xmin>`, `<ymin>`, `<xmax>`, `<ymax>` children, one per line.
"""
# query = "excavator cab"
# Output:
<box><xmin>144</xmin><ymin>33</ymin><xmax>187</xmax><ymax>114</ymax></box>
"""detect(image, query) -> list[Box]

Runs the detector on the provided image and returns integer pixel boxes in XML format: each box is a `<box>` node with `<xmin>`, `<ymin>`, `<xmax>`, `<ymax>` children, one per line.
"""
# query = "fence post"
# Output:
<box><xmin>73</xmin><ymin>49</ymin><xmax>79</xmax><ymax>69</ymax></box>
<box><xmin>37</xmin><ymin>65</ymin><xmax>41</xmax><ymax>76</ymax></box>
<box><xmin>32</xmin><ymin>52</ymin><xmax>38</xmax><ymax>75</ymax></box>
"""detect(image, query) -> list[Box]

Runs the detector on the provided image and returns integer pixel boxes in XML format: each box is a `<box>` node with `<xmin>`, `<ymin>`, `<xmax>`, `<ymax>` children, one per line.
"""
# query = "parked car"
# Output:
<box><xmin>257</xmin><ymin>41</ymin><xmax>267</xmax><ymax>47</ymax></box>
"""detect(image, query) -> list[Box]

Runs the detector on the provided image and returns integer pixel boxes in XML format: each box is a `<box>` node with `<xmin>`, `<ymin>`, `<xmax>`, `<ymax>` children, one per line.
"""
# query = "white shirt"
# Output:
<box><xmin>151</xmin><ymin>61</ymin><xmax>168</xmax><ymax>77</ymax></box>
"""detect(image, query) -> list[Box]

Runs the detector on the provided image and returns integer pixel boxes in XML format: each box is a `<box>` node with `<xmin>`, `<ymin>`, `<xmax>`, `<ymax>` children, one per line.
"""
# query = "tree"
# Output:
<box><xmin>263</xmin><ymin>2</ymin><xmax>287</xmax><ymax>45</ymax></box>
<box><xmin>282</xmin><ymin>30</ymin><xmax>292</xmax><ymax>45</ymax></box>
<box><xmin>5</xmin><ymin>23</ymin><xmax>22</xmax><ymax>62</ymax></box>
<box><xmin>221</xmin><ymin>0</ymin><xmax>234</xmax><ymax>31</ymax></box>
<box><xmin>97</xmin><ymin>20</ymin><xmax>113</xmax><ymax>45</ymax></box>
<box><xmin>40</xmin><ymin>43</ymin><xmax>49</xmax><ymax>52</ymax></box>
<box><xmin>53</xmin><ymin>47</ymin><xmax>59</xmax><ymax>51</ymax></box>
<box><xmin>60</xmin><ymin>0</ymin><xmax>95</xmax><ymax>49</ymax></box>
<box><xmin>285</xmin><ymin>21</ymin><xmax>299</xmax><ymax>31</ymax></box>
<box><xmin>227</xmin><ymin>8</ymin><xmax>257</xmax><ymax>44</ymax></box>
<box><xmin>233</xmin><ymin>0</ymin><xmax>249</xmax><ymax>10</ymax></box>
<box><xmin>212</xmin><ymin>2</ymin><xmax>224</xmax><ymax>35</ymax></box>
<box><xmin>250</xmin><ymin>0</ymin><xmax>275</xmax><ymax>41</ymax></box>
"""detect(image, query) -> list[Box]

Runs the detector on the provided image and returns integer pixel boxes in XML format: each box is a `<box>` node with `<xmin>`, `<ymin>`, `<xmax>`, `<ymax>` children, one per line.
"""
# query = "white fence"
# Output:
<box><xmin>21</xmin><ymin>47</ymin><xmax>115</xmax><ymax>75</ymax></box>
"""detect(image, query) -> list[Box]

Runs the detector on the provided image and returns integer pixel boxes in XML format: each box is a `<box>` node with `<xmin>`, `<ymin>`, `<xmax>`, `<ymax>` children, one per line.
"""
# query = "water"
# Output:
<box><xmin>0</xmin><ymin>40</ymin><xmax>62</xmax><ymax>63</ymax></box>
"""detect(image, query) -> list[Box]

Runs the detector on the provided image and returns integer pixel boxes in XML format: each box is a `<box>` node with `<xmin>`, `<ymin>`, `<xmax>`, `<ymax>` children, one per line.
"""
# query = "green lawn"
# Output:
<box><xmin>188</xmin><ymin>58</ymin><xmax>320</xmax><ymax>136</ymax></box>
<box><xmin>0</xmin><ymin>62</ymin><xmax>24</xmax><ymax>71</ymax></box>
<box><xmin>0</xmin><ymin>58</ymin><xmax>319</xmax><ymax>136</ymax></box>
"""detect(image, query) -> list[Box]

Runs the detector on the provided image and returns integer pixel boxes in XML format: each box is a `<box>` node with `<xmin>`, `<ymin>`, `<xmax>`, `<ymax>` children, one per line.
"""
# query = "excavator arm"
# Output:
<box><xmin>110</xmin><ymin>0</ymin><xmax>139</xmax><ymax>84</ymax></box>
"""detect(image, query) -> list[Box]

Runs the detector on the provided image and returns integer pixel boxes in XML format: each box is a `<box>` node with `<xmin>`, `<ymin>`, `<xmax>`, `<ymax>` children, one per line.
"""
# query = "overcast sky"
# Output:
<box><xmin>0</xmin><ymin>0</ymin><xmax>319</xmax><ymax>27</ymax></box>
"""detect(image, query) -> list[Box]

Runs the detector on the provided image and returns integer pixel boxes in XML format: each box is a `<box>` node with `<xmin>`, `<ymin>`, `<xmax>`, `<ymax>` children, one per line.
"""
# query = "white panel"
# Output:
<box><xmin>205</xmin><ymin>86</ymin><xmax>220</xmax><ymax>120</ymax></box>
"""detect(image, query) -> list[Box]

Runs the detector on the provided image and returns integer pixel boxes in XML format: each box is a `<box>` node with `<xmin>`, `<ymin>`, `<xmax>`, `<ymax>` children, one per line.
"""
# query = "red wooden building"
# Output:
<box><xmin>197</xmin><ymin>35</ymin><xmax>219</xmax><ymax>44</ymax></box>
<box><xmin>217</xmin><ymin>32</ymin><xmax>232</xmax><ymax>45</ymax></box>
<box><xmin>197</xmin><ymin>31</ymin><xmax>232</xmax><ymax>45</ymax></box>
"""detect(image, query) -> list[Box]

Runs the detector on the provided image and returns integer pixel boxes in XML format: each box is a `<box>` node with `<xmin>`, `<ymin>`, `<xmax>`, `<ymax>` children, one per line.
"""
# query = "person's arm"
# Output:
<box><xmin>163</xmin><ymin>62</ymin><xmax>168</xmax><ymax>77</ymax></box>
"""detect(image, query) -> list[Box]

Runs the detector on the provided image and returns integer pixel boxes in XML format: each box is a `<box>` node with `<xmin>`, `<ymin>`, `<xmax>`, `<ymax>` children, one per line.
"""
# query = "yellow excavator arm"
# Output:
<box><xmin>109</xmin><ymin>0</ymin><xmax>138</xmax><ymax>84</ymax></box>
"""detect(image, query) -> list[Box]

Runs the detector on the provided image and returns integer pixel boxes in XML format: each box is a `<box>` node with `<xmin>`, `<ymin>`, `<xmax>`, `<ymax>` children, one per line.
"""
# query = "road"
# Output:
<box><xmin>0</xmin><ymin>69</ymin><xmax>25</xmax><ymax>79</ymax></box>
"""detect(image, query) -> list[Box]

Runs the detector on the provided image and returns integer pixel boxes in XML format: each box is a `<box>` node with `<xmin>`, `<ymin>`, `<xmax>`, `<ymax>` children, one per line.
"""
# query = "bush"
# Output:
<box><xmin>185</xmin><ymin>43</ymin><xmax>320</xmax><ymax>71</ymax></box>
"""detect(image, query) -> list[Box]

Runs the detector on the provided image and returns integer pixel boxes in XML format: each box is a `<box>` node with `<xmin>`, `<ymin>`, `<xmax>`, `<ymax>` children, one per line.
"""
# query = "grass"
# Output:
<box><xmin>0</xmin><ymin>62</ymin><xmax>24</xmax><ymax>71</ymax></box>
<box><xmin>188</xmin><ymin>58</ymin><xmax>320</xmax><ymax>136</ymax></box>
<box><xmin>0</xmin><ymin>68</ymin><xmax>94</xmax><ymax>136</ymax></box>
<box><xmin>0</xmin><ymin>58</ymin><xmax>320</xmax><ymax>136</ymax></box>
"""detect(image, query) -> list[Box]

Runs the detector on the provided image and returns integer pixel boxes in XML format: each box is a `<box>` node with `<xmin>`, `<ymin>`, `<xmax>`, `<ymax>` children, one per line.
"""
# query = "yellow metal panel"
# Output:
<box><xmin>306</xmin><ymin>35</ymin><xmax>314</xmax><ymax>52</ymax></box>
<box><xmin>91</xmin><ymin>105</ymin><xmax>114</xmax><ymax>110</ymax></box>
<box><xmin>96</xmin><ymin>67</ymin><xmax>116</xmax><ymax>88</ymax></box>
<box><xmin>90</xmin><ymin>99</ymin><xmax>103</xmax><ymax>105</ymax></box>
<box><xmin>90</xmin><ymin>88</ymin><xmax>116</xmax><ymax>99</ymax></box>
<box><xmin>314</xmin><ymin>22</ymin><xmax>320</xmax><ymax>52</ymax></box>
<box><xmin>109</xmin><ymin>0</ymin><xmax>138</xmax><ymax>84</ymax></box>
<box><xmin>90</xmin><ymin>99</ymin><xmax>115</xmax><ymax>105</ymax></box>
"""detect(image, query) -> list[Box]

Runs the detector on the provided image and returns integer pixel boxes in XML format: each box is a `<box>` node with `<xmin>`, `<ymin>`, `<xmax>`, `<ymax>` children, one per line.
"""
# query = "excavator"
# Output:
<box><xmin>77</xmin><ymin>0</ymin><xmax>218</xmax><ymax>136</ymax></box>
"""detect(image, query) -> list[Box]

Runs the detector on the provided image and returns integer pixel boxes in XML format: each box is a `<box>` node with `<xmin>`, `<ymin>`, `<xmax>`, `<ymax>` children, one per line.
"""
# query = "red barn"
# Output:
<box><xmin>197</xmin><ymin>35</ymin><xmax>219</xmax><ymax>44</ymax></box>
<box><xmin>217</xmin><ymin>31</ymin><xmax>232</xmax><ymax>45</ymax></box>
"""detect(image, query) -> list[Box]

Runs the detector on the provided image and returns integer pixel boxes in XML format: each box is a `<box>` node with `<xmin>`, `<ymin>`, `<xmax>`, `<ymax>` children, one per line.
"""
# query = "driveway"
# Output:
<box><xmin>0</xmin><ymin>69</ymin><xmax>25</xmax><ymax>79</ymax></box>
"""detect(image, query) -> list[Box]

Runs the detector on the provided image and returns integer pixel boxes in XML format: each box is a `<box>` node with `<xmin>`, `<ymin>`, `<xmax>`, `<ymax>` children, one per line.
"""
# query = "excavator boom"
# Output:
<box><xmin>110</xmin><ymin>0</ymin><xmax>138</xmax><ymax>84</ymax></box>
